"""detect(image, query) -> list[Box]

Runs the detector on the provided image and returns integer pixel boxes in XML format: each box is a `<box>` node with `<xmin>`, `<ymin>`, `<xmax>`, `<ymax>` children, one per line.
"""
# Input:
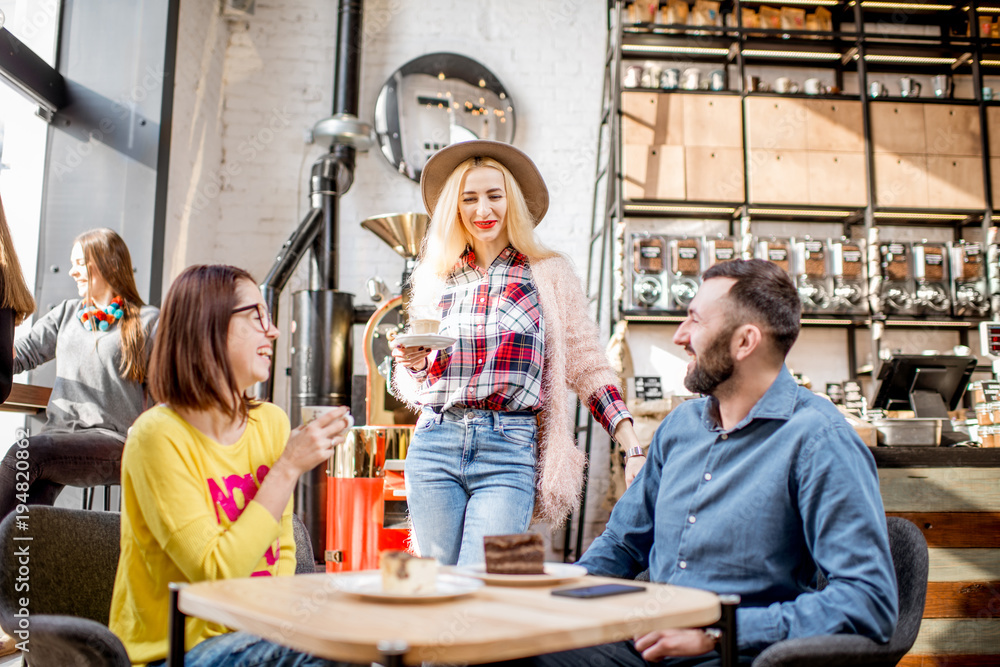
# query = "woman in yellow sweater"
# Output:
<box><xmin>109</xmin><ymin>264</ymin><xmax>354</xmax><ymax>666</ymax></box>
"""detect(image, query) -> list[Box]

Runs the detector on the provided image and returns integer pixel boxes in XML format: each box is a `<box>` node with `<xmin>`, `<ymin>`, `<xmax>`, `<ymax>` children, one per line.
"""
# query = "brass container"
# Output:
<box><xmin>328</xmin><ymin>426</ymin><xmax>412</xmax><ymax>478</ymax></box>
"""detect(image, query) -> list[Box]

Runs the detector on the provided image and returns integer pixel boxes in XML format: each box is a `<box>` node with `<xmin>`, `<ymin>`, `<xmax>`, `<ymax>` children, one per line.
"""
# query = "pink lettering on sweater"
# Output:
<box><xmin>205</xmin><ymin>464</ymin><xmax>280</xmax><ymax>576</ymax></box>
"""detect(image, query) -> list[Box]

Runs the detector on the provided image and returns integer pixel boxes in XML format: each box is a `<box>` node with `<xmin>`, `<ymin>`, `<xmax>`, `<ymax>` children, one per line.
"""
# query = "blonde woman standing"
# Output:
<box><xmin>392</xmin><ymin>141</ymin><xmax>643</xmax><ymax>566</ymax></box>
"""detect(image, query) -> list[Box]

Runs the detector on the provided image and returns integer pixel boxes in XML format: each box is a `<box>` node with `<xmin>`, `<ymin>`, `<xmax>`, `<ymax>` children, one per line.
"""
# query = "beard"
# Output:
<box><xmin>683</xmin><ymin>325</ymin><xmax>736</xmax><ymax>396</ymax></box>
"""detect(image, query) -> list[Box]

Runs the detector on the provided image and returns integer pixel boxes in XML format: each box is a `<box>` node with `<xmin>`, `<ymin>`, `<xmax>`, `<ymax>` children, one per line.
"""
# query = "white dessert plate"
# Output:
<box><xmin>391</xmin><ymin>333</ymin><xmax>458</xmax><ymax>351</ymax></box>
<box><xmin>450</xmin><ymin>562</ymin><xmax>588</xmax><ymax>586</ymax></box>
<box><xmin>333</xmin><ymin>572</ymin><xmax>484</xmax><ymax>602</ymax></box>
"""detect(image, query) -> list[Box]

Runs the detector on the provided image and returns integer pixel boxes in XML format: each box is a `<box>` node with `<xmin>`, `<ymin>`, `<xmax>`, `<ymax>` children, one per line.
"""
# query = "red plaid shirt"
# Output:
<box><xmin>412</xmin><ymin>246</ymin><xmax>629</xmax><ymax>434</ymax></box>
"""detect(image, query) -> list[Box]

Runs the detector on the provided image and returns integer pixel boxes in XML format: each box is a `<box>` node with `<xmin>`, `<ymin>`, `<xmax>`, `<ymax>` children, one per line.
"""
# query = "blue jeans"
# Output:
<box><xmin>405</xmin><ymin>407</ymin><xmax>538</xmax><ymax>566</ymax></box>
<box><xmin>146</xmin><ymin>631</ymin><xmax>358</xmax><ymax>666</ymax></box>
<box><xmin>0</xmin><ymin>430</ymin><xmax>124</xmax><ymax>519</ymax></box>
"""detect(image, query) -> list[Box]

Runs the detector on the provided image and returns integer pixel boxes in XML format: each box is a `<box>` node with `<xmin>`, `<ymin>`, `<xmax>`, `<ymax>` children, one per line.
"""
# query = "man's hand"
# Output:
<box><xmin>633</xmin><ymin>628</ymin><xmax>716</xmax><ymax>661</ymax></box>
<box><xmin>624</xmin><ymin>454</ymin><xmax>646</xmax><ymax>488</ymax></box>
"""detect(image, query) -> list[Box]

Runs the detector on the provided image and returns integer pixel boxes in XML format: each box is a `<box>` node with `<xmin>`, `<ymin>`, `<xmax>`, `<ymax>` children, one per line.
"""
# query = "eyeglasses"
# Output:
<box><xmin>232</xmin><ymin>303</ymin><xmax>272</xmax><ymax>332</ymax></box>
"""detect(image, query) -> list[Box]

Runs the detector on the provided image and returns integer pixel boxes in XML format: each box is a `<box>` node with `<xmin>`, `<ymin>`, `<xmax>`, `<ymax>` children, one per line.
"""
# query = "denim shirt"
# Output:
<box><xmin>580</xmin><ymin>368</ymin><xmax>898</xmax><ymax>653</ymax></box>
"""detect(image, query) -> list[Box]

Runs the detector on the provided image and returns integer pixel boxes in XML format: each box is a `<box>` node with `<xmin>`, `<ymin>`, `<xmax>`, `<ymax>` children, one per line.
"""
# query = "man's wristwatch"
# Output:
<box><xmin>623</xmin><ymin>446</ymin><xmax>646</xmax><ymax>460</ymax></box>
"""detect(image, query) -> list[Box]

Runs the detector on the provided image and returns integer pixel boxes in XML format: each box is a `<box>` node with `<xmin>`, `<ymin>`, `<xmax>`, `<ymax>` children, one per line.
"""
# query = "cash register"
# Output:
<box><xmin>870</xmin><ymin>354</ymin><xmax>978</xmax><ymax>446</ymax></box>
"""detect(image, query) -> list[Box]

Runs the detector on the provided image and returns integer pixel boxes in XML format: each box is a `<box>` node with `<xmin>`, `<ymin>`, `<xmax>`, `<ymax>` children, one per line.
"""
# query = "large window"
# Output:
<box><xmin>0</xmin><ymin>0</ymin><xmax>60</xmax><ymax>440</ymax></box>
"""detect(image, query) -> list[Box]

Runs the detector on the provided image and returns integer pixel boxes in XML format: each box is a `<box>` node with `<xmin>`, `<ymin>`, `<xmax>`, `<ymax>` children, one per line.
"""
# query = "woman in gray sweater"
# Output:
<box><xmin>0</xmin><ymin>228</ymin><xmax>158</xmax><ymax>518</ymax></box>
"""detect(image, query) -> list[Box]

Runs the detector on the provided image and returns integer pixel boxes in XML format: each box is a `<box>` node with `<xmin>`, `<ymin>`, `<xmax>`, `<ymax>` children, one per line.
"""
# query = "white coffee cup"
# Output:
<box><xmin>804</xmin><ymin>78</ymin><xmax>822</xmax><ymax>95</ymax></box>
<box><xmin>301</xmin><ymin>405</ymin><xmax>354</xmax><ymax>430</ymax></box>
<box><xmin>775</xmin><ymin>77</ymin><xmax>793</xmax><ymax>94</ymax></box>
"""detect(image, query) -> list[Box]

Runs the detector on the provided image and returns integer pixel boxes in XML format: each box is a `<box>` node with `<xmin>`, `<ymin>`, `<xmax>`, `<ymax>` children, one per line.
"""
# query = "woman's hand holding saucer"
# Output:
<box><xmin>391</xmin><ymin>342</ymin><xmax>432</xmax><ymax>372</ymax></box>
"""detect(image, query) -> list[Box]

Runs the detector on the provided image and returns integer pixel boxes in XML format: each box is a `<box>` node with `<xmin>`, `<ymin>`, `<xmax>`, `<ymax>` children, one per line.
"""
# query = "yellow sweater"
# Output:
<box><xmin>109</xmin><ymin>403</ymin><xmax>297</xmax><ymax>665</ymax></box>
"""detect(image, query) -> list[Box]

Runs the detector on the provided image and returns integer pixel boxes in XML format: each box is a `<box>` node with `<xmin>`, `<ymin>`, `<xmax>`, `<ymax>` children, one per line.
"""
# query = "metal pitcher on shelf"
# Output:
<box><xmin>931</xmin><ymin>74</ymin><xmax>953</xmax><ymax>98</ymax></box>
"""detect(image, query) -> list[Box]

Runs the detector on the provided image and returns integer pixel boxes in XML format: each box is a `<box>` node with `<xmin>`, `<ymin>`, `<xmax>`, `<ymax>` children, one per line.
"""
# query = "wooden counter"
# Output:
<box><xmin>0</xmin><ymin>383</ymin><xmax>50</xmax><ymax>414</ymax></box>
<box><xmin>871</xmin><ymin>446</ymin><xmax>1000</xmax><ymax>667</ymax></box>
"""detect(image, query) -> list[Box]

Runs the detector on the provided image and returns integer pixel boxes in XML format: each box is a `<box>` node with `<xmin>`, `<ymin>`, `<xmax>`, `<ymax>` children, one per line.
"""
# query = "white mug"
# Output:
<box><xmin>774</xmin><ymin>77</ymin><xmax>795</xmax><ymax>94</ymax></box>
<box><xmin>984</xmin><ymin>86</ymin><xmax>994</xmax><ymax>101</ymax></box>
<box><xmin>804</xmin><ymin>78</ymin><xmax>823</xmax><ymax>95</ymax></box>
<box><xmin>301</xmin><ymin>405</ymin><xmax>354</xmax><ymax>429</ymax></box>
<box><xmin>682</xmin><ymin>68</ymin><xmax>701</xmax><ymax>90</ymax></box>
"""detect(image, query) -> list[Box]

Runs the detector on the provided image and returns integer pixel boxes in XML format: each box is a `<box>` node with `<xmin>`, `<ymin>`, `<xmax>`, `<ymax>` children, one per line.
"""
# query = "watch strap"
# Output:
<box><xmin>624</xmin><ymin>446</ymin><xmax>645</xmax><ymax>459</ymax></box>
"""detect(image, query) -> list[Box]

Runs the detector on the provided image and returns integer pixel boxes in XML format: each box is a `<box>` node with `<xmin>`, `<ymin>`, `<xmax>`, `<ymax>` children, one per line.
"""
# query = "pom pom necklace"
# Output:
<box><xmin>77</xmin><ymin>296</ymin><xmax>125</xmax><ymax>332</ymax></box>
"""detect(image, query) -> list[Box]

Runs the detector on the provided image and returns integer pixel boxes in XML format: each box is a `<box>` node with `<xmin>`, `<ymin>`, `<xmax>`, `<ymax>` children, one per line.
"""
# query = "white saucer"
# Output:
<box><xmin>333</xmin><ymin>572</ymin><xmax>484</xmax><ymax>602</ymax></box>
<box><xmin>449</xmin><ymin>562</ymin><xmax>588</xmax><ymax>586</ymax></box>
<box><xmin>392</xmin><ymin>333</ymin><xmax>457</xmax><ymax>350</ymax></box>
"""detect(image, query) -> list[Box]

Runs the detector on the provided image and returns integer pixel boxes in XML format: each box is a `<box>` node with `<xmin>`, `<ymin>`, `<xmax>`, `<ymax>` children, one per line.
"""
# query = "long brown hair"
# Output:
<box><xmin>149</xmin><ymin>264</ymin><xmax>257</xmax><ymax>423</ymax></box>
<box><xmin>75</xmin><ymin>229</ymin><xmax>148</xmax><ymax>383</ymax></box>
<box><xmin>0</xmin><ymin>193</ymin><xmax>36</xmax><ymax>324</ymax></box>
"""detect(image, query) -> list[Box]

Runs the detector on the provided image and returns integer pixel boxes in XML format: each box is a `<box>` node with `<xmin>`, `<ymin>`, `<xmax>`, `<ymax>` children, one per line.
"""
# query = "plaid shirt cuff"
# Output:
<box><xmin>588</xmin><ymin>385</ymin><xmax>632</xmax><ymax>435</ymax></box>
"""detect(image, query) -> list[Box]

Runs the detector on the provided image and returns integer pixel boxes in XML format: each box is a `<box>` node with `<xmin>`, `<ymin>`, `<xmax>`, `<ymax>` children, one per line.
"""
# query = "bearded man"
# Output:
<box><xmin>521</xmin><ymin>259</ymin><xmax>898</xmax><ymax>666</ymax></box>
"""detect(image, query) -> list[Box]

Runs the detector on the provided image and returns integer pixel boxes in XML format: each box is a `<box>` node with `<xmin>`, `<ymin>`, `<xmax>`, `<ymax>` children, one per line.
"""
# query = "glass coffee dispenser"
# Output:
<box><xmin>829</xmin><ymin>238</ymin><xmax>868</xmax><ymax>315</ymax></box>
<box><xmin>878</xmin><ymin>241</ymin><xmax>918</xmax><ymax>315</ymax></box>
<box><xmin>793</xmin><ymin>237</ymin><xmax>832</xmax><ymax>313</ymax></box>
<box><xmin>667</xmin><ymin>237</ymin><xmax>702</xmax><ymax>309</ymax></box>
<box><xmin>756</xmin><ymin>236</ymin><xmax>794</xmax><ymax>277</ymax></box>
<box><xmin>952</xmin><ymin>240</ymin><xmax>989</xmax><ymax>317</ymax></box>
<box><xmin>706</xmin><ymin>234</ymin><xmax>739</xmax><ymax>267</ymax></box>
<box><xmin>911</xmin><ymin>240</ymin><xmax>951</xmax><ymax>315</ymax></box>
<box><xmin>627</xmin><ymin>232</ymin><xmax>670</xmax><ymax>311</ymax></box>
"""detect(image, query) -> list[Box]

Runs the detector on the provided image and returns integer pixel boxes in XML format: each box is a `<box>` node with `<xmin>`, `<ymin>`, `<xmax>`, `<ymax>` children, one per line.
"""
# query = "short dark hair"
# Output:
<box><xmin>701</xmin><ymin>259</ymin><xmax>801</xmax><ymax>357</ymax></box>
<box><xmin>149</xmin><ymin>264</ymin><xmax>258</xmax><ymax>422</ymax></box>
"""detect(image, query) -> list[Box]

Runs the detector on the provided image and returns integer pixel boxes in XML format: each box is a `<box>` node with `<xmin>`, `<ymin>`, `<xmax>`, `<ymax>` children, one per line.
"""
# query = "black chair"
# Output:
<box><xmin>752</xmin><ymin>516</ymin><xmax>929</xmax><ymax>667</ymax></box>
<box><xmin>0</xmin><ymin>506</ymin><xmax>129</xmax><ymax>666</ymax></box>
<box><xmin>0</xmin><ymin>506</ymin><xmax>316</xmax><ymax>666</ymax></box>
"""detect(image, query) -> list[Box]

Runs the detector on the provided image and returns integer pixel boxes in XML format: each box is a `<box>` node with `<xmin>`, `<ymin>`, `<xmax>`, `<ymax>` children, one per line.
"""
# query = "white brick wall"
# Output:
<box><xmin>165</xmin><ymin>0</ymin><xmax>614</xmax><ymax>547</ymax></box>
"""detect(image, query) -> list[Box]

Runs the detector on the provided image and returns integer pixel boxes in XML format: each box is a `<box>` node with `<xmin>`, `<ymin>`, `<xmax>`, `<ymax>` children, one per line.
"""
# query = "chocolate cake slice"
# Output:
<box><xmin>484</xmin><ymin>533</ymin><xmax>545</xmax><ymax>575</ymax></box>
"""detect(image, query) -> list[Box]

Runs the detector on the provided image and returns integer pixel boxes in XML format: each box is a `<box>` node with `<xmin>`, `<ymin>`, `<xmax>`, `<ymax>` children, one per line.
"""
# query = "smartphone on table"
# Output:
<box><xmin>551</xmin><ymin>583</ymin><xmax>645</xmax><ymax>599</ymax></box>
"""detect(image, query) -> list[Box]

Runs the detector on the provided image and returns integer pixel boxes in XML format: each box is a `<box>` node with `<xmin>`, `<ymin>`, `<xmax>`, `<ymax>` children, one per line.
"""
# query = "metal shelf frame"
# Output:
<box><xmin>566</xmin><ymin>0</ymin><xmax>1000</xmax><ymax>562</ymax></box>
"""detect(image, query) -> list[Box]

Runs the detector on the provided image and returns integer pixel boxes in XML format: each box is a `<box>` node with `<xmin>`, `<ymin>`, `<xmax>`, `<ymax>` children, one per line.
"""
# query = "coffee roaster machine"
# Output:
<box><xmin>254</xmin><ymin>0</ymin><xmax>420</xmax><ymax>568</ymax></box>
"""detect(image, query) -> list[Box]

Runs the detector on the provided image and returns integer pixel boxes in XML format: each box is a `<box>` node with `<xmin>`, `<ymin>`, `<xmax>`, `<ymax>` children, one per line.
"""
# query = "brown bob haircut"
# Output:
<box><xmin>702</xmin><ymin>258</ymin><xmax>802</xmax><ymax>357</ymax></box>
<box><xmin>149</xmin><ymin>264</ymin><xmax>259</xmax><ymax>422</ymax></box>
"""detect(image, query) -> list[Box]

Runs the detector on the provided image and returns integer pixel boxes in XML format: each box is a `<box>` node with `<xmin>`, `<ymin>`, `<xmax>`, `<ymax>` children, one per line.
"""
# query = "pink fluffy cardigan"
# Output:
<box><xmin>392</xmin><ymin>254</ymin><xmax>623</xmax><ymax>526</ymax></box>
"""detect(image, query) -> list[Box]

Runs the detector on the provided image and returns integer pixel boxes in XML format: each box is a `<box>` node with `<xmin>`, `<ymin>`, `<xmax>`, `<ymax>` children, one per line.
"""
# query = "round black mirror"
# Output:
<box><xmin>373</xmin><ymin>52</ymin><xmax>516</xmax><ymax>183</ymax></box>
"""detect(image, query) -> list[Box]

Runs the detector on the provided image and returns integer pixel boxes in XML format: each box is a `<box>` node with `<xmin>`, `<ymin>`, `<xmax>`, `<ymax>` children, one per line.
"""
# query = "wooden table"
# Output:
<box><xmin>175</xmin><ymin>572</ymin><xmax>722</xmax><ymax>665</ymax></box>
<box><xmin>0</xmin><ymin>383</ymin><xmax>50</xmax><ymax>414</ymax></box>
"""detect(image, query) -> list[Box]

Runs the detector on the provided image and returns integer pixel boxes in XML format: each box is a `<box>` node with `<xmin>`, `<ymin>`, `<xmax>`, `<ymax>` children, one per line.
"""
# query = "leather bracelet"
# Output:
<box><xmin>623</xmin><ymin>446</ymin><xmax>645</xmax><ymax>459</ymax></box>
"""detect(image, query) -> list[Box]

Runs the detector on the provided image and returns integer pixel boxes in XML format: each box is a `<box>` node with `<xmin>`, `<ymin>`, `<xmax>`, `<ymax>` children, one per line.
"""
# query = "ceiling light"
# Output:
<box><xmin>861</xmin><ymin>1</ymin><xmax>954</xmax><ymax>8</ymax></box>
<box><xmin>625</xmin><ymin>203</ymin><xmax>736</xmax><ymax>215</ymax></box>
<box><xmin>742</xmin><ymin>49</ymin><xmax>842</xmax><ymax>60</ymax></box>
<box><xmin>622</xmin><ymin>44</ymin><xmax>730</xmax><ymax>56</ymax></box>
<box><xmin>749</xmin><ymin>208</ymin><xmax>854</xmax><ymax>217</ymax></box>
<box><xmin>864</xmin><ymin>54</ymin><xmax>957</xmax><ymax>64</ymax></box>
<box><xmin>873</xmin><ymin>211</ymin><xmax>971</xmax><ymax>220</ymax></box>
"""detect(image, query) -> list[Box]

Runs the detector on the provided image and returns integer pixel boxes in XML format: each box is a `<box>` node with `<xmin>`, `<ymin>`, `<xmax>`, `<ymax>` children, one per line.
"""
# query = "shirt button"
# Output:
<box><xmin>479</xmin><ymin>297</ymin><xmax>485</xmax><ymax>303</ymax></box>
<box><xmin>679</xmin><ymin>561</ymin><xmax>687</xmax><ymax>569</ymax></box>
<box><xmin>477</xmin><ymin>359</ymin><xmax>483</xmax><ymax>364</ymax></box>
<box><xmin>688</xmin><ymin>515</ymin><xmax>696</xmax><ymax>524</ymax></box>
<box><xmin>720</xmin><ymin>434</ymin><xmax>728</xmax><ymax>440</ymax></box>
<box><xmin>704</xmin><ymin>473</ymin><xmax>712</xmax><ymax>481</ymax></box>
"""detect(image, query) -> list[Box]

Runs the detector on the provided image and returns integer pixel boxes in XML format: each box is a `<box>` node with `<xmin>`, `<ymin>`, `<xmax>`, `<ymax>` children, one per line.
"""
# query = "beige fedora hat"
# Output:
<box><xmin>420</xmin><ymin>140</ymin><xmax>549</xmax><ymax>226</ymax></box>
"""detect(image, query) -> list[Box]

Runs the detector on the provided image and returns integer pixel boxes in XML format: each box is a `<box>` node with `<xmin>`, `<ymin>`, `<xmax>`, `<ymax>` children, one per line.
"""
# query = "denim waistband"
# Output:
<box><xmin>423</xmin><ymin>406</ymin><xmax>538</xmax><ymax>426</ymax></box>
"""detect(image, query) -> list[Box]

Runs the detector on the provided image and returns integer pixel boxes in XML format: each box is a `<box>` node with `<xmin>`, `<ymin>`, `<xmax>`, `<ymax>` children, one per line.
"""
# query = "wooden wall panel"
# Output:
<box><xmin>807</xmin><ymin>151</ymin><xmax>867</xmax><ymax>206</ymax></box>
<box><xmin>924</xmin><ymin>105</ymin><xmax>981</xmax><ymax>156</ymax></box>
<box><xmin>622</xmin><ymin>92</ymin><xmax>685</xmax><ymax>146</ymax></box>
<box><xmin>927</xmin><ymin>549</ymin><xmax>1000</xmax><ymax>582</ymax></box>
<box><xmin>923</xmin><ymin>581</ymin><xmax>1000</xmax><ymax>618</ymax></box>
<box><xmin>870</xmin><ymin>102</ymin><xmax>927</xmax><ymax>154</ymax></box>
<box><xmin>682</xmin><ymin>95</ymin><xmax>743</xmax><ymax>148</ymax></box>
<box><xmin>746</xmin><ymin>97</ymin><xmax>807</xmax><ymax>150</ymax></box>
<box><xmin>879</xmin><ymin>469</ymin><xmax>1000</xmax><ymax>512</ymax></box>
<box><xmin>873</xmin><ymin>153</ymin><xmax>929</xmax><ymax>208</ymax></box>
<box><xmin>886</xmin><ymin>513</ymin><xmax>1000</xmax><ymax>548</ymax></box>
<box><xmin>747</xmin><ymin>149</ymin><xmax>809</xmax><ymax>203</ymax></box>
<box><xmin>622</xmin><ymin>145</ymin><xmax>686</xmax><ymax>200</ymax></box>
<box><xmin>909</xmin><ymin>619</ymin><xmax>1000</xmax><ymax>656</ymax></box>
<box><xmin>804</xmin><ymin>99</ymin><xmax>865</xmax><ymax>153</ymax></box>
<box><xmin>684</xmin><ymin>147</ymin><xmax>744</xmax><ymax>201</ymax></box>
<box><xmin>987</xmin><ymin>106</ymin><xmax>1000</xmax><ymax>156</ymax></box>
<box><xmin>925</xmin><ymin>156</ymin><xmax>985</xmax><ymax>209</ymax></box>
